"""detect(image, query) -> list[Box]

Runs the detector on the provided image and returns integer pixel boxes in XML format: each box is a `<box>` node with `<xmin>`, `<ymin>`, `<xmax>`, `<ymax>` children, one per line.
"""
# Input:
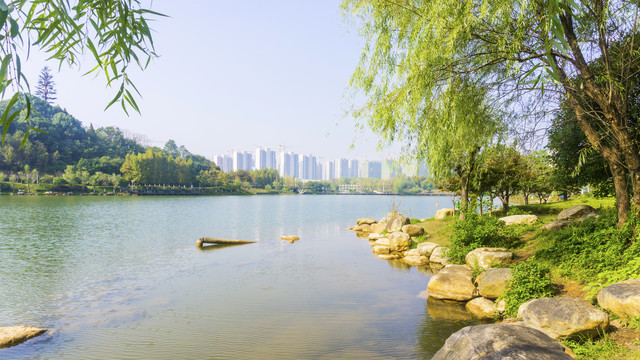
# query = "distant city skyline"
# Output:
<box><xmin>215</xmin><ymin>146</ymin><xmax>428</xmax><ymax>181</ymax></box>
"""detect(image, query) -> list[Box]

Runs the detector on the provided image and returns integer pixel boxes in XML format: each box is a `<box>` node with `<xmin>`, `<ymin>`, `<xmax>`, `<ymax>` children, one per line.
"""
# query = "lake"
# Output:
<box><xmin>0</xmin><ymin>195</ymin><xmax>476</xmax><ymax>359</ymax></box>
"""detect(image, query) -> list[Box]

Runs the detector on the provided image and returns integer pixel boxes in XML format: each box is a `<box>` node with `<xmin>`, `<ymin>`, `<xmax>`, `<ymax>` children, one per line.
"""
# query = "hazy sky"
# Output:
<box><xmin>20</xmin><ymin>1</ymin><xmax>400</xmax><ymax>162</ymax></box>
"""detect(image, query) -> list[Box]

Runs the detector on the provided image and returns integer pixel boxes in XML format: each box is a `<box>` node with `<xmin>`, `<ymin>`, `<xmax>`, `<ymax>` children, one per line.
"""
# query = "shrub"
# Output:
<box><xmin>500</xmin><ymin>259</ymin><xmax>556</xmax><ymax>318</ymax></box>
<box><xmin>447</xmin><ymin>212</ymin><xmax>519</xmax><ymax>263</ymax></box>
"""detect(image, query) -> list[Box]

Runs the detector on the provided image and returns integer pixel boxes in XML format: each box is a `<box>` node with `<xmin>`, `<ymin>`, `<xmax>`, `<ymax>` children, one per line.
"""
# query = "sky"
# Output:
<box><xmin>19</xmin><ymin>1</ymin><xmax>401</xmax><ymax>162</ymax></box>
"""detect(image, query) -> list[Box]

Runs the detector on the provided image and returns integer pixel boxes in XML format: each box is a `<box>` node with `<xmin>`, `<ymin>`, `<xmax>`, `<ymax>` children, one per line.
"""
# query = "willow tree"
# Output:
<box><xmin>0</xmin><ymin>1</ymin><xmax>163</xmax><ymax>145</ymax></box>
<box><xmin>342</xmin><ymin>0</ymin><xmax>640</xmax><ymax>226</ymax></box>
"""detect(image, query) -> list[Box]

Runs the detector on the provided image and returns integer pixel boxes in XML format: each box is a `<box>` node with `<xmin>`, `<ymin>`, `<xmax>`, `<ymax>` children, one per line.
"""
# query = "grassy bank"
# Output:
<box><xmin>413</xmin><ymin>196</ymin><xmax>640</xmax><ymax>359</ymax></box>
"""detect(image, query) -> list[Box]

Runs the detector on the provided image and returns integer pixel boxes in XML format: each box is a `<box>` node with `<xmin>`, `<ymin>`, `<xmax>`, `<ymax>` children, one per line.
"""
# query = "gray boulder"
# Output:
<box><xmin>417</xmin><ymin>241</ymin><xmax>439</xmax><ymax>257</ymax></box>
<box><xmin>386</xmin><ymin>215</ymin><xmax>411</xmax><ymax>232</ymax></box>
<box><xmin>387</xmin><ymin>231</ymin><xmax>412</xmax><ymax>251</ymax></box>
<box><xmin>427</xmin><ymin>265</ymin><xmax>478</xmax><ymax>301</ymax></box>
<box><xmin>0</xmin><ymin>326</ymin><xmax>47</xmax><ymax>348</ymax></box>
<box><xmin>432</xmin><ymin>324</ymin><xmax>574</xmax><ymax>360</ymax></box>
<box><xmin>557</xmin><ymin>205</ymin><xmax>597</xmax><ymax>221</ymax></box>
<box><xmin>475</xmin><ymin>268</ymin><xmax>512</xmax><ymax>300</ymax></box>
<box><xmin>544</xmin><ymin>220</ymin><xmax>572</xmax><ymax>231</ymax></box>
<box><xmin>401</xmin><ymin>224</ymin><xmax>425</xmax><ymax>237</ymax></box>
<box><xmin>597</xmin><ymin>279</ymin><xmax>640</xmax><ymax>318</ymax></box>
<box><xmin>466</xmin><ymin>248</ymin><xmax>513</xmax><ymax>269</ymax></box>
<box><xmin>518</xmin><ymin>297</ymin><xmax>609</xmax><ymax>340</ymax></box>
<box><xmin>499</xmin><ymin>214</ymin><xmax>538</xmax><ymax>225</ymax></box>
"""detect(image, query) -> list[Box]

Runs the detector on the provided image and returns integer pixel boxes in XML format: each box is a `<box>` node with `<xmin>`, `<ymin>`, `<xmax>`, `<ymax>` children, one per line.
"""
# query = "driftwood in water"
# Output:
<box><xmin>197</xmin><ymin>237</ymin><xmax>257</xmax><ymax>248</ymax></box>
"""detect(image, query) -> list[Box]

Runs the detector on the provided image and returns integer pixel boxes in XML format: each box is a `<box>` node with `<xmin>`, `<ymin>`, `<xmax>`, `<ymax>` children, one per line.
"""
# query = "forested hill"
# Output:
<box><xmin>0</xmin><ymin>95</ymin><xmax>214</xmax><ymax>177</ymax></box>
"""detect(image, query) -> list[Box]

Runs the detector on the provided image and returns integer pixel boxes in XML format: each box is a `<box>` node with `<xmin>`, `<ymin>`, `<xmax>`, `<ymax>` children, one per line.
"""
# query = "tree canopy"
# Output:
<box><xmin>342</xmin><ymin>0</ymin><xmax>640</xmax><ymax>225</ymax></box>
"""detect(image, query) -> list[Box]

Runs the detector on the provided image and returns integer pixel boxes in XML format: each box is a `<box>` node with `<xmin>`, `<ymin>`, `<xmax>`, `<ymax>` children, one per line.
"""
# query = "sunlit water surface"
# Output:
<box><xmin>0</xmin><ymin>195</ymin><xmax>476</xmax><ymax>359</ymax></box>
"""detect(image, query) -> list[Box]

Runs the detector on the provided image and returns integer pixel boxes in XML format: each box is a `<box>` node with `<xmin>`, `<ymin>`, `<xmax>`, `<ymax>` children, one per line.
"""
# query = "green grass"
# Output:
<box><xmin>563</xmin><ymin>334</ymin><xmax>640</xmax><ymax>360</ymax></box>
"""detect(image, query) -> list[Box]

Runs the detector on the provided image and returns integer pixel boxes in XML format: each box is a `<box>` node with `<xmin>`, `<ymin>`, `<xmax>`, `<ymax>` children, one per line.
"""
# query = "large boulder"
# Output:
<box><xmin>432</xmin><ymin>324</ymin><xmax>574</xmax><ymax>360</ymax></box>
<box><xmin>357</xmin><ymin>218</ymin><xmax>378</xmax><ymax>225</ymax></box>
<box><xmin>387</xmin><ymin>231</ymin><xmax>412</xmax><ymax>251</ymax></box>
<box><xmin>557</xmin><ymin>205</ymin><xmax>597</xmax><ymax>221</ymax></box>
<box><xmin>465</xmin><ymin>247</ymin><xmax>513</xmax><ymax>269</ymax></box>
<box><xmin>368</xmin><ymin>232</ymin><xmax>384</xmax><ymax>241</ymax></box>
<box><xmin>386</xmin><ymin>215</ymin><xmax>411</xmax><ymax>232</ymax></box>
<box><xmin>374</xmin><ymin>238</ymin><xmax>390</xmax><ymax>246</ymax></box>
<box><xmin>518</xmin><ymin>298</ymin><xmax>609</xmax><ymax>340</ymax></box>
<box><xmin>465</xmin><ymin>297</ymin><xmax>497</xmax><ymax>319</ymax></box>
<box><xmin>544</xmin><ymin>220</ymin><xmax>572</xmax><ymax>231</ymax></box>
<box><xmin>371</xmin><ymin>222</ymin><xmax>387</xmax><ymax>234</ymax></box>
<box><xmin>475</xmin><ymin>268</ymin><xmax>512</xmax><ymax>299</ymax></box>
<box><xmin>430</xmin><ymin>246</ymin><xmax>450</xmax><ymax>265</ymax></box>
<box><xmin>402</xmin><ymin>224</ymin><xmax>425</xmax><ymax>237</ymax></box>
<box><xmin>427</xmin><ymin>265</ymin><xmax>478</xmax><ymax>301</ymax></box>
<box><xmin>597</xmin><ymin>279</ymin><xmax>640</xmax><ymax>318</ymax></box>
<box><xmin>435</xmin><ymin>208</ymin><xmax>454</xmax><ymax>220</ymax></box>
<box><xmin>417</xmin><ymin>242</ymin><xmax>439</xmax><ymax>257</ymax></box>
<box><xmin>499</xmin><ymin>214</ymin><xmax>538</xmax><ymax>225</ymax></box>
<box><xmin>0</xmin><ymin>326</ymin><xmax>47</xmax><ymax>348</ymax></box>
<box><xmin>402</xmin><ymin>250</ymin><xmax>430</xmax><ymax>265</ymax></box>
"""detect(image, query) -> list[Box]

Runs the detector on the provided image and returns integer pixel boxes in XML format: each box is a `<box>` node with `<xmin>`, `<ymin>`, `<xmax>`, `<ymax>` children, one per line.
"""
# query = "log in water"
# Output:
<box><xmin>196</xmin><ymin>237</ymin><xmax>257</xmax><ymax>248</ymax></box>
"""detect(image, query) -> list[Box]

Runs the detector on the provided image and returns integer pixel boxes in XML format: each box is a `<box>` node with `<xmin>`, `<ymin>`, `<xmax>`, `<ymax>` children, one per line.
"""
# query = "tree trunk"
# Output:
<box><xmin>609</xmin><ymin>161</ymin><xmax>630</xmax><ymax>226</ymax></box>
<box><xmin>523</xmin><ymin>191</ymin><xmax>529</xmax><ymax>205</ymax></box>
<box><xmin>460</xmin><ymin>174</ymin><xmax>469</xmax><ymax>220</ymax></box>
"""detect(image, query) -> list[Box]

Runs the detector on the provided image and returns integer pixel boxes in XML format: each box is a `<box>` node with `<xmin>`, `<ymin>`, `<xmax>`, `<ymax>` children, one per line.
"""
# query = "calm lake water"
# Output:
<box><xmin>0</xmin><ymin>195</ymin><xmax>476</xmax><ymax>359</ymax></box>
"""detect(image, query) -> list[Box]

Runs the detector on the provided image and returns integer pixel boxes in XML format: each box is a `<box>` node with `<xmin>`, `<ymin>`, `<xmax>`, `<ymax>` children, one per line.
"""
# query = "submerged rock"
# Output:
<box><xmin>280</xmin><ymin>235</ymin><xmax>300</xmax><ymax>244</ymax></box>
<box><xmin>432</xmin><ymin>324</ymin><xmax>574</xmax><ymax>360</ymax></box>
<box><xmin>0</xmin><ymin>326</ymin><xmax>47</xmax><ymax>348</ymax></box>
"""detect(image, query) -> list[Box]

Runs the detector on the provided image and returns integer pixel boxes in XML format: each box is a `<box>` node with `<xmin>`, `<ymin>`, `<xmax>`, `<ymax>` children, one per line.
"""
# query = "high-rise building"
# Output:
<box><xmin>382</xmin><ymin>159</ymin><xmax>401</xmax><ymax>179</ymax></box>
<box><xmin>279</xmin><ymin>151</ymin><xmax>291</xmax><ymax>177</ymax></box>
<box><xmin>349</xmin><ymin>159</ymin><xmax>359</xmax><ymax>178</ymax></box>
<box><xmin>243</xmin><ymin>152</ymin><xmax>253</xmax><ymax>172</ymax></box>
<box><xmin>323</xmin><ymin>160</ymin><xmax>335</xmax><ymax>181</ymax></box>
<box><xmin>291</xmin><ymin>153</ymin><xmax>299</xmax><ymax>179</ymax></box>
<box><xmin>255</xmin><ymin>148</ymin><xmax>266</xmax><ymax>170</ymax></box>
<box><xmin>335</xmin><ymin>158</ymin><xmax>349</xmax><ymax>178</ymax></box>
<box><xmin>232</xmin><ymin>150</ymin><xmax>243</xmax><ymax>172</ymax></box>
<box><xmin>369</xmin><ymin>161</ymin><xmax>382</xmax><ymax>179</ymax></box>
<box><xmin>266</xmin><ymin>148</ymin><xmax>277</xmax><ymax>170</ymax></box>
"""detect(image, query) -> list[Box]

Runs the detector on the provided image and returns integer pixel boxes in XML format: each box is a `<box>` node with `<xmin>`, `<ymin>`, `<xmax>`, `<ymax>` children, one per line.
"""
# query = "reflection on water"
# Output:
<box><xmin>0</xmin><ymin>195</ymin><xmax>474</xmax><ymax>359</ymax></box>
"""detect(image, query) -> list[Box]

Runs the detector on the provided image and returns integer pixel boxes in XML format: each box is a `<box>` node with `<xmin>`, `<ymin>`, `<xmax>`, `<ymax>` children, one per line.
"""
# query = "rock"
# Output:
<box><xmin>356</xmin><ymin>218</ymin><xmax>378</xmax><ymax>225</ymax></box>
<box><xmin>557</xmin><ymin>205</ymin><xmax>597</xmax><ymax>221</ymax></box>
<box><xmin>597</xmin><ymin>279</ymin><xmax>640</xmax><ymax>318</ymax></box>
<box><xmin>374</xmin><ymin>238</ymin><xmax>390</xmax><ymax>246</ymax></box>
<box><xmin>544</xmin><ymin>220</ymin><xmax>572</xmax><ymax>231</ymax></box>
<box><xmin>352</xmin><ymin>224</ymin><xmax>372</xmax><ymax>233</ymax></box>
<box><xmin>376</xmin><ymin>253</ymin><xmax>401</xmax><ymax>260</ymax></box>
<box><xmin>387</xmin><ymin>231</ymin><xmax>412</xmax><ymax>251</ymax></box>
<box><xmin>518</xmin><ymin>298</ymin><xmax>609</xmax><ymax>340</ymax></box>
<box><xmin>465</xmin><ymin>247</ymin><xmax>513</xmax><ymax>269</ymax></box>
<box><xmin>405</xmin><ymin>248</ymin><xmax>421</xmax><ymax>257</ymax></box>
<box><xmin>465</xmin><ymin>297</ymin><xmax>497</xmax><ymax>319</ymax></box>
<box><xmin>0</xmin><ymin>326</ymin><xmax>47</xmax><ymax>348</ymax></box>
<box><xmin>280</xmin><ymin>235</ymin><xmax>300</xmax><ymax>244</ymax></box>
<box><xmin>499</xmin><ymin>214</ymin><xmax>538</xmax><ymax>225</ymax></box>
<box><xmin>368</xmin><ymin>232</ymin><xmax>384</xmax><ymax>240</ymax></box>
<box><xmin>417</xmin><ymin>242</ymin><xmax>439</xmax><ymax>257</ymax></box>
<box><xmin>435</xmin><ymin>208</ymin><xmax>454</xmax><ymax>220</ymax></box>
<box><xmin>475</xmin><ymin>268</ymin><xmax>512</xmax><ymax>299</ymax></box>
<box><xmin>386</xmin><ymin>215</ymin><xmax>410</xmax><ymax>232</ymax></box>
<box><xmin>427</xmin><ymin>297</ymin><xmax>474</xmax><ymax>321</ymax></box>
<box><xmin>495</xmin><ymin>299</ymin><xmax>506</xmax><ymax>314</ymax></box>
<box><xmin>380</xmin><ymin>212</ymin><xmax>395</xmax><ymax>223</ymax></box>
<box><xmin>372</xmin><ymin>245</ymin><xmax>390</xmax><ymax>255</ymax></box>
<box><xmin>427</xmin><ymin>265</ymin><xmax>478</xmax><ymax>301</ymax></box>
<box><xmin>430</xmin><ymin>246</ymin><xmax>450</xmax><ymax>265</ymax></box>
<box><xmin>371</xmin><ymin>222</ymin><xmax>387</xmax><ymax>233</ymax></box>
<box><xmin>403</xmin><ymin>254</ymin><xmax>430</xmax><ymax>266</ymax></box>
<box><xmin>401</xmin><ymin>224</ymin><xmax>425</xmax><ymax>237</ymax></box>
<box><xmin>432</xmin><ymin>324</ymin><xmax>574</xmax><ymax>360</ymax></box>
